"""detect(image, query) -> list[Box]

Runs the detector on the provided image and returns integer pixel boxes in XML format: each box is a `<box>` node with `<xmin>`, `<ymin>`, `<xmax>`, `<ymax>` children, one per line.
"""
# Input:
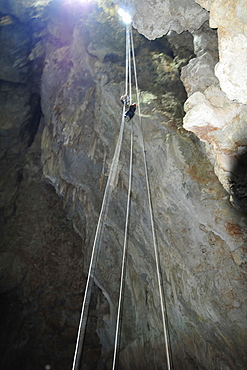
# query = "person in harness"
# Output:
<box><xmin>124</xmin><ymin>103</ymin><xmax>136</xmax><ymax>121</ymax></box>
<box><xmin>120</xmin><ymin>94</ymin><xmax>130</xmax><ymax>107</ymax></box>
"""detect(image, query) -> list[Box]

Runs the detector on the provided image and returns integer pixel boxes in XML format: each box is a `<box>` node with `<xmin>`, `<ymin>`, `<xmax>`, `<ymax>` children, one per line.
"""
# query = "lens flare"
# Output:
<box><xmin>64</xmin><ymin>0</ymin><xmax>95</xmax><ymax>4</ymax></box>
<box><xmin>118</xmin><ymin>8</ymin><xmax>132</xmax><ymax>24</ymax></box>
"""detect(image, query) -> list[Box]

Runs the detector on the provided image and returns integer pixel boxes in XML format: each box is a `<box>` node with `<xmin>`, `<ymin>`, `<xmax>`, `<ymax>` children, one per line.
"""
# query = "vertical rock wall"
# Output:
<box><xmin>40</xmin><ymin>2</ymin><xmax>247</xmax><ymax>369</ymax></box>
<box><xmin>0</xmin><ymin>1</ymin><xmax>246</xmax><ymax>369</ymax></box>
<box><xmin>0</xmin><ymin>2</ymin><xmax>89</xmax><ymax>369</ymax></box>
<box><xmin>118</xmin><ymin>0</ymin><xmax>247</xmax><ymax>213</ymax></box>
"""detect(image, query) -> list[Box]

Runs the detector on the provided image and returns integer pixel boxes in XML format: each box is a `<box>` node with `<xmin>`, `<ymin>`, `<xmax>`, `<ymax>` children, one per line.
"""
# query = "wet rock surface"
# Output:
<box><xmin>0</xmin><ymin>1</ymin><xmax>246</xmax><ymax>370</ymax></box>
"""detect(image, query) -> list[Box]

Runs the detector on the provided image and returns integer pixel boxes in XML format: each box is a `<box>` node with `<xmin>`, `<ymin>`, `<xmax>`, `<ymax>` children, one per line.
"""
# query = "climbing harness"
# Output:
<box><xmin>72</xmin><ymin>14</ymin><xmax>173</xmax><ymax>370</ymax></box>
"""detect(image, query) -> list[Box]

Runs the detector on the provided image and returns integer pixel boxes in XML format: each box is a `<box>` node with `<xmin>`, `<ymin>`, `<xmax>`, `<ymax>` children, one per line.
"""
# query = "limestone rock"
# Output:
<box><xmin>0</xmin><ymin>82</ymin><xmax>32</xmax><ymax>130</ymax></box>
<box><xmin>0</xmin><ymin>0</ymin><xmax>51</xmax><ymax>22</ymax></box>
<box><xmin>183</xmin><ymin>81</ymin><xmax>247</xmax><ymax>212</ymax></box>
<box><xmin>0</xmin><ymin>1</ymin><xmax>247</xmax><ymax>370</ymax></box>
<box><xmin>181</xmin><ymin>51</ymin><xmax>219</xmax><ymax>96</ymax></box>
<box><xmin>215</xmin><ymin>30</ymin><xmax>247</xmax><ymax>104</ymax></box>
<box><xmin>181</xmin><ymin>17</ymin><xmax>247</xmax><ymax>211</ymax></box>
<box><xmin>0</xmin><ymin>252</ymin><xmax>22</xmax><ymax>293</ymax></box>
<box><xmin>196</xmin><ymin>0</ymin><xmax>247</xmax><ymax>104</ymax></box>
<box><xmin>39</xmin><ymin>4</ymin><xmax>247</xmax><ymax>369</ymax></box>
<box><xmin>0</xmin><ymin>20</ymin><xmax>31</xmax><ymax>83</ymax></box>
<box><xmin>114</xmin><ymin>0</ymin><xmax>209</xmax><ymax>38</ymax></box>
<box><xmin>181</xmin><ymin>21</ymin><xmax>219</xmax><ymax>96</ymax></box>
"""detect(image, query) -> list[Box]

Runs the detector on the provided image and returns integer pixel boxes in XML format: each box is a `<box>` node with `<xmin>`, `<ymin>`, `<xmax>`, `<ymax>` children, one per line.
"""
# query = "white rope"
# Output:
<box><xmin>128</xmin><ymin>24</ymin><xmax>132</xmax><ymax>105</ymax></box>
<box><xmin>72</xmin><ymin>107</ymin><xmax>126</xmax><ymax>370</ymax></box>
<box><xmin>72</xmin><ymin>21</ymin><xmax>172</xmax><ymax>370</ymax></box>
<box><xmin>112</xmin><ymin>22</ymin><xmax>133</xmax><ymax>369</ymax></box>
<box><xmin>72</xmin><ymin>22</ymin><xmax>132</xmax><ymax>370</ymax></box>
<box><xmin>112</xmin><ymin>120</ymin><xmax>133</xmax><ymax>369</ymax></box>
<box><xmin>130</xmin><ymin>27</ymin><xmax>173</xmax><ymax>370</ymax></box>
<box><xmin>125</xmin><ymin>25</ymin><xmax>129</xmax><ymax>96</ymax></box>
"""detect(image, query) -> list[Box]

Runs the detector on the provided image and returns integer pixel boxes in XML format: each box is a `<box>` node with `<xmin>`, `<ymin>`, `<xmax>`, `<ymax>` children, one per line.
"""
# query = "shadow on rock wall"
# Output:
<box><xmin>230</xmin><ymin>150</ymin><xmax>247</xmax><ymax>213</ymax></box>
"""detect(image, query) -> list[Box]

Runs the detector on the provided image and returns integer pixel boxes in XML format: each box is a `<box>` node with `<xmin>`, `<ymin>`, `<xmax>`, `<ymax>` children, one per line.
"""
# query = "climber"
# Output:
<box><xmin>120</xmin><ymin>94</ymin><xmax>130</xmax><ymax>107</ymax></box>
<box><xmin>124</xmin><ymin>103</ymin><xmax>136</xmax><ymax>121</ymax></box>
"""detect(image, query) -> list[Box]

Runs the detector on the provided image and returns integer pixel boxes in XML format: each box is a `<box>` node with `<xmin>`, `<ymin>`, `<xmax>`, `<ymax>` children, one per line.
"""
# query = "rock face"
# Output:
<box><xmin>0</xmin><ymin>1</ymin><xmax>247</xmax><ymax>370</ymax></box>
<box><xmin>114</xmin><ymin>0</ymin><xmax>209</xmax><ymax>39</ymax></box>
<box><xmin>117</xmin><ymin>0</ymin><xmax>247</xmax><ymax>212</ymax></box>
<box><xmin>180</xmin><ymin>20</ymin><xmax>247</xmax><ymax>212</ymax></box>
<box><xmin>197</xmin><ymin>0</ymin><xmax>247</xmax><ymax>104</ymax></box>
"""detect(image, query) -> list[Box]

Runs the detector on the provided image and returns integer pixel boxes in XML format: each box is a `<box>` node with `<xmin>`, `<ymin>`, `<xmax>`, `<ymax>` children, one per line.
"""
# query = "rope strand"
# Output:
<box><xmin>112</xmin><ymin>121</ymin><xmax>133</xmax><ymax>369</ymax></box>
<box><xmin>72</xmin><ymin>22</ymin><xmax>173</xmax><ymax>370</ymax></box>
<box><xmin>72</xmin><ymin>107</ymin><xmax>126</xmax><ymax>370</ymax></box>
<box><xmin>73</xmin><ymin>23</ymin><xmax>132</xmax><ymax>370</ymax></box>
<box><xmin>128</xmin><ymin>24</ymin><xmax>132</xmax><ymax>105</ymax></box>
<box><xmin>112</xmin><ymin>23</ymin><xmax>133</xmax><ymax>369</ymax></box>
<box><xmin>130</xmin><ymin>27</ymin><xmax>173</xmax><ymax>370</ymax></box>
<box><xmin>125</xmin><ymin>25</ymin><xmax>129</xmax><ymax>96</ymax></box>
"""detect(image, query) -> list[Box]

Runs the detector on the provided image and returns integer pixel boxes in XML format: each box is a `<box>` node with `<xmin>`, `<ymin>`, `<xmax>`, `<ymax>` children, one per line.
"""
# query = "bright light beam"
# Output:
<box><xmin>64</xmin><ymin>0</ymin><xmax>96</xmax><ymax>4</ymax></box>
<box><xmin>118</xmin><ymin>8</ymin><xmax>132</xmax><ymax>24</ymax></box>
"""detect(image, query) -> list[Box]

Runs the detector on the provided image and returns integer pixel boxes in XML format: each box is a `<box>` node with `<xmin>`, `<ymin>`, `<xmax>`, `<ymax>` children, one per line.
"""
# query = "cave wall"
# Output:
<box><xmin>40</xmin><ymin>1</ymin><xmax>247</xmax><ymax>369</ymax></box>
<box><xmin>0</xmin><ymin>0</ymin><xmax>246</xmax><ymax>369</ymax></box>
<box><xmin>120</xmin><ymin>0</ymin><xmax>247</xmax><ymax>212</ymax></box>
<box><xmin>0</xmin><ymin>2</ymin><xmax>89</xmax><ymax>369</ymax></box>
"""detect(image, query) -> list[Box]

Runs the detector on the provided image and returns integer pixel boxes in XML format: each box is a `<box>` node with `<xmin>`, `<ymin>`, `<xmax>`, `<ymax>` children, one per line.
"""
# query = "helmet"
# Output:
<box><xmin>132</xmin><ymin>103</ymin><xmax>136</xmax><ymax>107</ymax></box>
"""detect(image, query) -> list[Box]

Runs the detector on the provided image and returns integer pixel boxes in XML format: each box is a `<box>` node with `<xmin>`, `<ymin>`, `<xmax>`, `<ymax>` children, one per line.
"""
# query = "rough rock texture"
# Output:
<box><xmin>118</xmin><ymin>0</ymin><xmax>247</xmax><ymax>105</ymax></box>
<box><xmin>180</xmin><ymin>21</ymin><xmax>247</xmax><ymax>212</ymax></box>
<box><xmin>40</xmin><ymin>2</ymin><xmax>246</xmax><ymax>369</ymax></box>
<box><xmin>196</xmin><ymin>0</ymin><xmax>247</xmax><ymax>104</ymax></box>
<box><xmin>114</xmin><ymin>0</ymin><xmax>209</xmax><ymax>39</ymax></box>
<box><xmin>117</xmin><ymin>0</ymin><xmax>247</xmax><ymax>211</ymax></box>
<box><xmin>0</xmin><ymin>0</ymin><xmax>51</xmax><ymax>23</ymax></box>
<box><xmin>0</xmin><ymin>140</ymin><xmax>86</xmax><ymax>369</ymax></box>
<box><xmin>180</xmin><ymin>21</ymin><xmax>219</xmax><ymax>96</ymax></box>
<box><xmin>0</xmin><ymin>1</ymin><xmax>247</xmax><ymax>370</ymax></box>
<box><xmin>0</xmin><ymin>2</ymin><xmax>97</xmax><ymax>369</ymax></box>
<box><xmin>183</xmin><ymin>0</ymin><xmax>247</xmax><ymax>212</ymax></box>
<box><xmin>183</xmin><ymin>85</ymin><xmax>247</xmax><ymax>211</ymax></box>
